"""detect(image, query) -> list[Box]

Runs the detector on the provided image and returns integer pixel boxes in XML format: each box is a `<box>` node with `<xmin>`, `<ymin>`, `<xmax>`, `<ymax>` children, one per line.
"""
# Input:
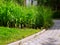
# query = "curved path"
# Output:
<box><xmin>22</xmin><ymin>20</ymin><xmax>60</xmax><ymax>45</ymax></box>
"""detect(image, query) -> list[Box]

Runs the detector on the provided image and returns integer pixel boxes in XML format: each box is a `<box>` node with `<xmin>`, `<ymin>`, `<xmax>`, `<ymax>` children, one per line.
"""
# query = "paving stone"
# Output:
<box><xmin>22</xmin><ymin>20</ymin><xmax>60</xmax><ymax>45</ymax></box>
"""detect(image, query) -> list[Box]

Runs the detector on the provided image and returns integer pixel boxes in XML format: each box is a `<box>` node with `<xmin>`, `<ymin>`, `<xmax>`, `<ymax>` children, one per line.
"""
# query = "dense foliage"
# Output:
<box><xmin>37</xmin><ymin>6</ymin><xmax>53</xmax><ymax>28</ymax></box>
<box><xmin>53</xmin><ymin>10</ymin><xmax>60</xmax><ymax>19</ymax></box>
<box><xmin>0</xmin><ymin>0</ymin><xmax>53</xmax><ymax>29</ymax></box>
<box><xmin>37</xmin><ymin>0</ymin><xmax>60</xmax><ymax>10</ymax></box>
<box><xmin>14</xmin><ymin>0</ymin><xmax>24</xmax><ymax>5</ymax></box>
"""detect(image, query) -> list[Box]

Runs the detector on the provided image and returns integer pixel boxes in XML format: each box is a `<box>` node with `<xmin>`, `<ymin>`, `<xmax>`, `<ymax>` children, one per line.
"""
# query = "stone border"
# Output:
<box><xmin>8</xmin><ymin>29</ymin><xmax>46</xmax><ymax>45</ymax></box>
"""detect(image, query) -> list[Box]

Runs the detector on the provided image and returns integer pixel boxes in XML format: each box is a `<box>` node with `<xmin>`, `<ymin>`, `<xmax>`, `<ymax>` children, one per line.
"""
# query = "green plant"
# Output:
<box><xmin>37</xmin><ymin>6</ymin><xmax>53</xmax><ymax>29</ymax></box>
<box><xmin>0</xmin><ymin>27</ymin><xmax>40</xmax><ymax>45</ymax></box>
<box><xmin>53</xmin><ymin>10</ymin><xmax>60</xmax><ymax>19</ymax></box>
<box><xmin>0</xmin><ymin>0</ymin><xmax>53</xmax><ymax>29</ymax></box>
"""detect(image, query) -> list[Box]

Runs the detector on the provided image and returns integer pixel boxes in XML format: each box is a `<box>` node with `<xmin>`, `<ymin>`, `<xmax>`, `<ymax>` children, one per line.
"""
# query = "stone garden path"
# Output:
<box><xmin>22</xmin><ymin>20</ymin><xmax>60</xmax><ymax>45</ymax></box>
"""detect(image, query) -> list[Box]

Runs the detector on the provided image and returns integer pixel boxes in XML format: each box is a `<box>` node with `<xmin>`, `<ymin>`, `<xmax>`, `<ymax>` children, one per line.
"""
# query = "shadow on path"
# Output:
<box><xmin>50</xmin><ymin>20</ymin><xmax>60</xmax><ymax>30</ymax></box>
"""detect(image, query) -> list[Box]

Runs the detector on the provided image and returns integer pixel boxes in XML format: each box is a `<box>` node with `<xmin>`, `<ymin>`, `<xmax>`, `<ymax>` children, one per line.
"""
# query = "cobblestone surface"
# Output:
<box><xmin>22</xmin><ymin>20</ymin><xmax>60</xmax><ymax>45</ymax></box>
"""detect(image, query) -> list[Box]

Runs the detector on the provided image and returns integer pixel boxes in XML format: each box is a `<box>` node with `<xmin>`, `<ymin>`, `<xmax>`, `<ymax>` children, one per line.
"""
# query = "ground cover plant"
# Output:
<box><xmin>0</xmin><ymin>27</ymin><xmax>40</xmax><ymax>45</ymax></box>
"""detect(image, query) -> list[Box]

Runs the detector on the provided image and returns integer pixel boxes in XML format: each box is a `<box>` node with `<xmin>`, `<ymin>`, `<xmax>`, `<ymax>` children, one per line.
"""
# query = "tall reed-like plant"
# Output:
<box><xmin>37</xmin><ymin>6</ymin><xmax>53</xmax><ymax>29</ymax></box>
<box><xmin>0</xmin><ymin>1</ymin><xmax>53</xmax><ymax>29</ymax></box>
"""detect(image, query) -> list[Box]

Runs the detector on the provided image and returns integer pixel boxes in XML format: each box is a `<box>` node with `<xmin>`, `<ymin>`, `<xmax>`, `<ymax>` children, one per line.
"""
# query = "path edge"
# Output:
<box><xmin>8</xmin><ymin>29</ymin><xmax>46</xmax><ymax>45</ymax></box>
